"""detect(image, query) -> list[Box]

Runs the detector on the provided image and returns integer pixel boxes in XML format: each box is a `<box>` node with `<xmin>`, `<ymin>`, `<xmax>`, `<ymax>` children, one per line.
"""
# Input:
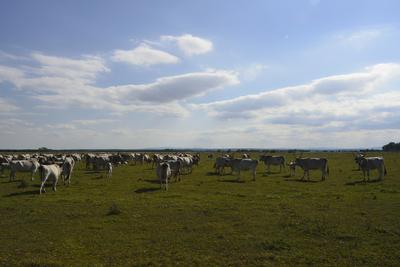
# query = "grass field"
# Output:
<box><xmin>0</xmin><ymin>152</ymin><xmax>399</xmax><ymax>266</ymax></box>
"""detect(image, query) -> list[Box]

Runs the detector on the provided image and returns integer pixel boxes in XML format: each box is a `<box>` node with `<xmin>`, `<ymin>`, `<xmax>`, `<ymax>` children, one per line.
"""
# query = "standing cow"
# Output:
<box><xmin>359</xmin><ymin>157</ymin><xmax>387</xmax><ymax>181</ymax></box>
<box><xmin>230</xmin><ymin>158</ymin><xmax>258</xmax><ymax>181</ymax></box>
<box><xmin>294</xmin><ymin>157</ymin><xmax>329</xmax><ymax>181</ymax></box>
<box><xmin>157</xmin><ymin>162</ymin><xmax>172</xmax><ymax>190</ymax></box>
<box><xmin>39</xmin><ymin>164</ymin><xmax>62</xmax><ymax>194</ymax></box>
<box><xmin>259</xmin><ymin>155</ymin><xmax>285</xmax><ymax>173</ymax></box>
<box><xmin>61</xmin><ymin>157</ymin><xmax>75</xmax><ymax>185</ymax></box>
<box><xmin>9</xmin><ymin>160</ymin><xmax>40</xmax><ymax>181</ymax></box>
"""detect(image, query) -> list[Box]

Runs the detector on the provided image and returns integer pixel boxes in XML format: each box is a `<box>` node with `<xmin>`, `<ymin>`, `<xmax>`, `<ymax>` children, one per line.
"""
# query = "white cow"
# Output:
<box><xmin>214</xmin><ymin>157</ymin><xmax>231</xmax><ymax>175</ymax></box>
<box><xmin>106</xmin><ymin>162</ymin><xmax>112</xmax><ymax>178</ymax></box>
<box><xmin>39</xmin><ymin>164</ymin><xmax>62</xmax><ymax>194</ymax></box>
<box><xmin>62</xmin><ymin>157</ymin><xmax>75</xmax><ymax>185</ymax></box>
<box><xmin>359</xmin><ymin>157</ymin><xmax>387</xmax><ymax>181</ymax></box>
<box><xmin>157</xmin><ymin>162</ymin><xmax>172</xmax><ymax>190</ymax></box>
<box><xmin>294</xmin><ymin>157</ymin><xmax>329</xmax><ymax>181</ymax></box>
<box><xmin>9</xmin><ymin>160</ymin><xmax>40</xmax><ymax>181</ymax></box>
<box><xmin>229</xmin><ymin>158</ymin><xmax>258</xmax><ymax>181</ymax></box>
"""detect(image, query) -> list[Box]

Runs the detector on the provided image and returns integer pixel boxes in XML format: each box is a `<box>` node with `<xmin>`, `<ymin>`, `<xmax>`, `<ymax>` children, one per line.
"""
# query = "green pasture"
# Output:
<box><xmin>0</xmin><ymin>152</ymin><xmax>399</xmax><ymax>266</ymax></box>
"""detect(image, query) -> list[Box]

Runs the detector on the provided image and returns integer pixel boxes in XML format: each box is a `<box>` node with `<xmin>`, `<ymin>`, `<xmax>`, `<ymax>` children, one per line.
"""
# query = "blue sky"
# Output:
<box><xmin>0</xmin><ymin>0</ymin><xmax>400</xmax><ymax>149</ymax></box>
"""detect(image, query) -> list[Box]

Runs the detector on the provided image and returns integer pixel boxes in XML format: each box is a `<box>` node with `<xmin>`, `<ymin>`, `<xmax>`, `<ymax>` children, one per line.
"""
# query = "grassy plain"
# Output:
<box><xmin>0</xmin><ymin>152</ymin><xmax>399</xmax><ymax>266</ymax></box>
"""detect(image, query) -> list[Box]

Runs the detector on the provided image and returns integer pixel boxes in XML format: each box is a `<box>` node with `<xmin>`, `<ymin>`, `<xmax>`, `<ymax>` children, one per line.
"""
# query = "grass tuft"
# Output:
<box><xmin>107</xmin><ymin>202</ymin><xmax>121</xmax><ymax>216</ymax></box>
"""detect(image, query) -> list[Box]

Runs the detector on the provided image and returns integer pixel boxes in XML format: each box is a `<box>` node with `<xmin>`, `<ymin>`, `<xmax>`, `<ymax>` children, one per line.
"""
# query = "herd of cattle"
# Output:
<box><xmin>0</xmin><ymin>151</ymin><xmax>388</xmax><ymax>192</ymax></box>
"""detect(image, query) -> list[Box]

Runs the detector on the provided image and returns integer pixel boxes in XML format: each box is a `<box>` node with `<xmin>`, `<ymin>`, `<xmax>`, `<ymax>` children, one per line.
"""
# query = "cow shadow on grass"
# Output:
<box><xmin>206</xmin><ymin>171</ymin><xmax>220</xmax><ymax>176</ymax></box>
<box><xmin>284</xmin><ymin>178</ymin><xmax>321</xmax><ymax>183</ymax></box>
<box><xmin>219</xmin><ymin>178</ymin><xmax>246</xmax><ymax>183</ymax></box>
<box><xmin>345</xmin><ymin>179</ymin><xmax>382</xmax><ymax>186</ymax></box>
<box><xmin>134</xmin><ymin>187</ymin><xmax>160</xmax><ymax>193</ymax></box>
<box><xmin>144</xmin><ymin>179</ymin><xmax>160</xmax><ymax>184</ymax></box>
<box><xmin>5</xmin><ymin>190</ymin><xmax>38</xmax><ymax>197</ymax></box>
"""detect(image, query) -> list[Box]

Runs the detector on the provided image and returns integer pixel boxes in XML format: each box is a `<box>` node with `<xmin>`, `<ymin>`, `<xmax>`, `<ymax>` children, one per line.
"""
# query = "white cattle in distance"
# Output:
<box><xmin>9</xmin><ymin>159</ymin><xmax>40</xmax><ymax>182</ymax></box>
<box><xmin>106</xmin><ymin>162</ymin><xmax>112</xmax><ymax>178</ymax></box>
<box><xmin>39</xmin><ymin>164</ymin><xmax>62</xmax><ymax>194</ymax></box>
<box><xmin>294</xmin><ymin>157</ymin><xmax>329</xmax><ymax>181</ymax></box>
<box><xmin>359</xmin><ymin>157</ymin><xmax>387</xmax><ymax>181</ymax></box>
<box><xmin>229</xmin><ymin>158</ymin><xmax>258</xmax><ymax>181</ymax></box>
<box><xmin>259</xmin><ymin>155</ymin><xmax>285</xmax><ymax>173</ymax></box>
<box><xmin>214</xmin><ymin>157</ymin><xmax>231</xmax><ymax>176</ymax></box>
<box><xmin>157</xmin><ymin>162</ymin><xmax>172</xmax><ymax>190</ymax></box>
<box><xmin>62</xmin><ymin>157</ymin><xmax>75</xmax><ymax>185</ymax></box>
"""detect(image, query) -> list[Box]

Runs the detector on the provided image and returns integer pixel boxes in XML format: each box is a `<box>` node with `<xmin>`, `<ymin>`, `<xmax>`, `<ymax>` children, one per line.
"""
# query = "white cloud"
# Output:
<box><xmin>239</xmin><ymin>63</ymin><xmax>268</xmax><ymax>81</ymax></box>
<box><xmin>161</xmin><ymin>34</ymin><xmax>213</xmax><ymax>56</ymax></box>
<box><xmin>0</xmin><ymin>51</ymin><xmax>239</xmax><ymax>117</ymax></box>
<box><xmin>197</xmin><ymin>63</ymin><xmax>400</xmax><ymax>132</ymax></box>
<box><xmin>111</xmin><ymin>43</ymin><xmax>180</xmax><ymax>66</ymax></box>
<box><xmin>31</xmin><ymin>53</ymin><xmax>109</xmax><ymax>82</ymax></box>
<box><xmin>0</xmin><ymin>97</ymin><xmax>19</xmax><ymax>113</ymax></box>
<box><xmin>111</xmin><ymin>69</ymin><xmax>239</xmax><ymax>103</ymax></box>
<box><xmin>331</xmin><ymin>27</ymin><xmax>392</xmax><ymax>49</ymax></box>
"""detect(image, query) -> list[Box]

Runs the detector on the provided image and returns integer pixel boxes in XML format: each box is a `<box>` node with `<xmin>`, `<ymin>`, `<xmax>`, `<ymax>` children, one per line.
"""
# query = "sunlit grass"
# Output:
<box><xmin>0</xmin><ymin>152</ymin><xmax>399</xmax><ymax>266</ymax></box>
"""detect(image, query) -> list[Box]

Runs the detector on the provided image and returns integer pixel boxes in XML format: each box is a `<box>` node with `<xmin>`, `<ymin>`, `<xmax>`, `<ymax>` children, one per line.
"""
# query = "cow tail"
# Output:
<box><xmin>326</xmin><ymin>165</ymin><xmax>330</xmax><ymax>176</ymax></box>
<box><xmin>384</xmin><ymin>165</ymin><xmax>387</xmax><ymax>176</ymax></box>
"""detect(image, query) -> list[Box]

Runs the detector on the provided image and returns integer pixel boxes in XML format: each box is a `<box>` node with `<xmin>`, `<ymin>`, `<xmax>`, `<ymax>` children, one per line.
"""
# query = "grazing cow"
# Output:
<box><xmin>61</xmin><ymin>157</ymin><xmax>75</xmax><ymax>185</ymax></box>
<box><xmin>207</xmin><ymin>154</ymin><xmax>213</xmax><ymax>159</ymax></box>
<box><xmin>9</xmin><ymin>160</ymin><xmax>40</xmax><ymax>181</ymax></box>
<box><xmin>39</xmin><ymin>164</ymin><xmax>62</xmax><ymax>194</ymax></box>
<box><xmin>242</xmin><ymin>153</ymin><xmax>250</xmax><ymax>159</ymax></box>
<box><xmin>294</xmin><ymin>158</ymin><xmax>329</xmax><ymax>181</ymax></box>
<box><xmin>259</xmin><ymin>155</ymin><xmax>285</xmax><ymax>172</ymax></box>
<box><xmin>214</xmin><ymin>157</ymin><xmax>231</xmax><ymax>175</ymax></box>
<box><xmin>229</xmin><ymin>158</ymin><xmax>258</xmax><ymax>181</ymax></box>
<box><xmin>354</xmin><ymin>153</ymin><xmax>365</xmax><ymax>170</ymax></box>
<box><xmin>106</xmin><ymin>162</ymin><xmax>112</xmax><ymax>178</ymax></box>
<box><xmin>359</xmin><ymin>157</ymin><xmax>387</xmax><ymax>181</ymax></box>
<box><xmin>157</xmin><ymin>162</ymin><xmax>172</xmax><ymax>190</ymax></box>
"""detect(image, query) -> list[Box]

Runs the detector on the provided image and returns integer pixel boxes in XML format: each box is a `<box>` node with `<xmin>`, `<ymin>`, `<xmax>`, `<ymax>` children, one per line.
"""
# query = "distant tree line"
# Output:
<box><xmin>382</xmin><ymin>142</ymin><xmax>400</xmax><ymax>151</ymax></box>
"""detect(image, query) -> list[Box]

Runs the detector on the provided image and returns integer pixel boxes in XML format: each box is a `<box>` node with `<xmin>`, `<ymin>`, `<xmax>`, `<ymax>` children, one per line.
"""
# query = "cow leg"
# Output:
<box><xmin>165</xmin><ymin>178</ymin><xmax>168</xmax><ymax>191</ymax></box>
<box><xmin>40</xmin><ymin>175</ymin><xmax>49</xmax><ymax>194</ymax></box>
<box><xmin>53</xmin><ymin>177</ymin><xmax>58</xmax><ymax>191</ymax></box>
